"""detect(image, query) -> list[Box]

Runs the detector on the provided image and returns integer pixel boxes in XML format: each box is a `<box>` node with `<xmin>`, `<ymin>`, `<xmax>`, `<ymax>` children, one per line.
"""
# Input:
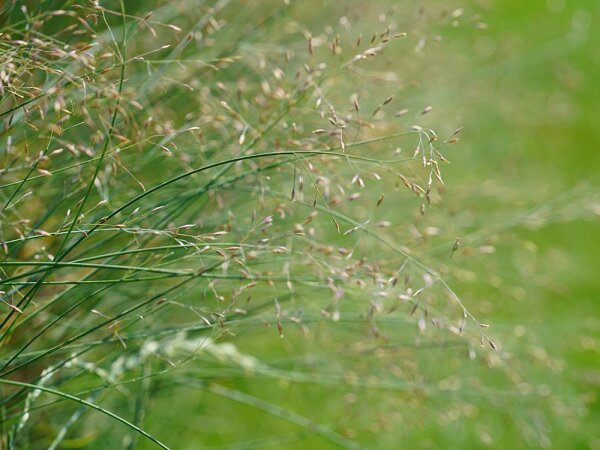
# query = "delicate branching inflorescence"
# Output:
<box><xmin>0</xmin><ymin>1</ymin><xmax>489</xmax><ymax>448</ymax></box>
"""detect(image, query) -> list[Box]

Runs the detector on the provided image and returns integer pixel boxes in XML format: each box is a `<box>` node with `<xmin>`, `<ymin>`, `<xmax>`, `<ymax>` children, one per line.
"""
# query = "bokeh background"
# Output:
<box><xmin>1</xmin><ymin>1</ymin><xmax>598</xmax><ymax>449</ymax></box>
<box><xmin>139</xmin><ymin>1</ymin><xmax>600</xmax><ymax>448</ymax></box>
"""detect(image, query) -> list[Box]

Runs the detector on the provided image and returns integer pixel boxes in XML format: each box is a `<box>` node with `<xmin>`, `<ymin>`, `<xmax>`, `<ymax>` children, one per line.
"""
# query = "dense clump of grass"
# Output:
<box><xmin>0</xmin><ymin>1</ymin><xmax>512</xmax><ymax>448</ymax></box>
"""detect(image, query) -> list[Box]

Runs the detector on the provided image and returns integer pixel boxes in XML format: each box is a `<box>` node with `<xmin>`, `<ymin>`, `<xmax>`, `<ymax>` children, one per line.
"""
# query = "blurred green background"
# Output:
<box><xmin>136</xmin><ymin>1</ymin><xmax>599</xmax><ymax>449</ymax></box>
<box><xmin>2</xmin><ymin>1</ymin><xmax>599</xmax><ymax>449</ymax></box>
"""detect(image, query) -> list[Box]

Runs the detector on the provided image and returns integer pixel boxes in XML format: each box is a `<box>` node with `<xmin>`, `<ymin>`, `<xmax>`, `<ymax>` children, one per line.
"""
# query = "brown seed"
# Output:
<box><xmin>7</xmin><ymin>304</ymin><xmax>23</xmax><ymax>314</ymax></box>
